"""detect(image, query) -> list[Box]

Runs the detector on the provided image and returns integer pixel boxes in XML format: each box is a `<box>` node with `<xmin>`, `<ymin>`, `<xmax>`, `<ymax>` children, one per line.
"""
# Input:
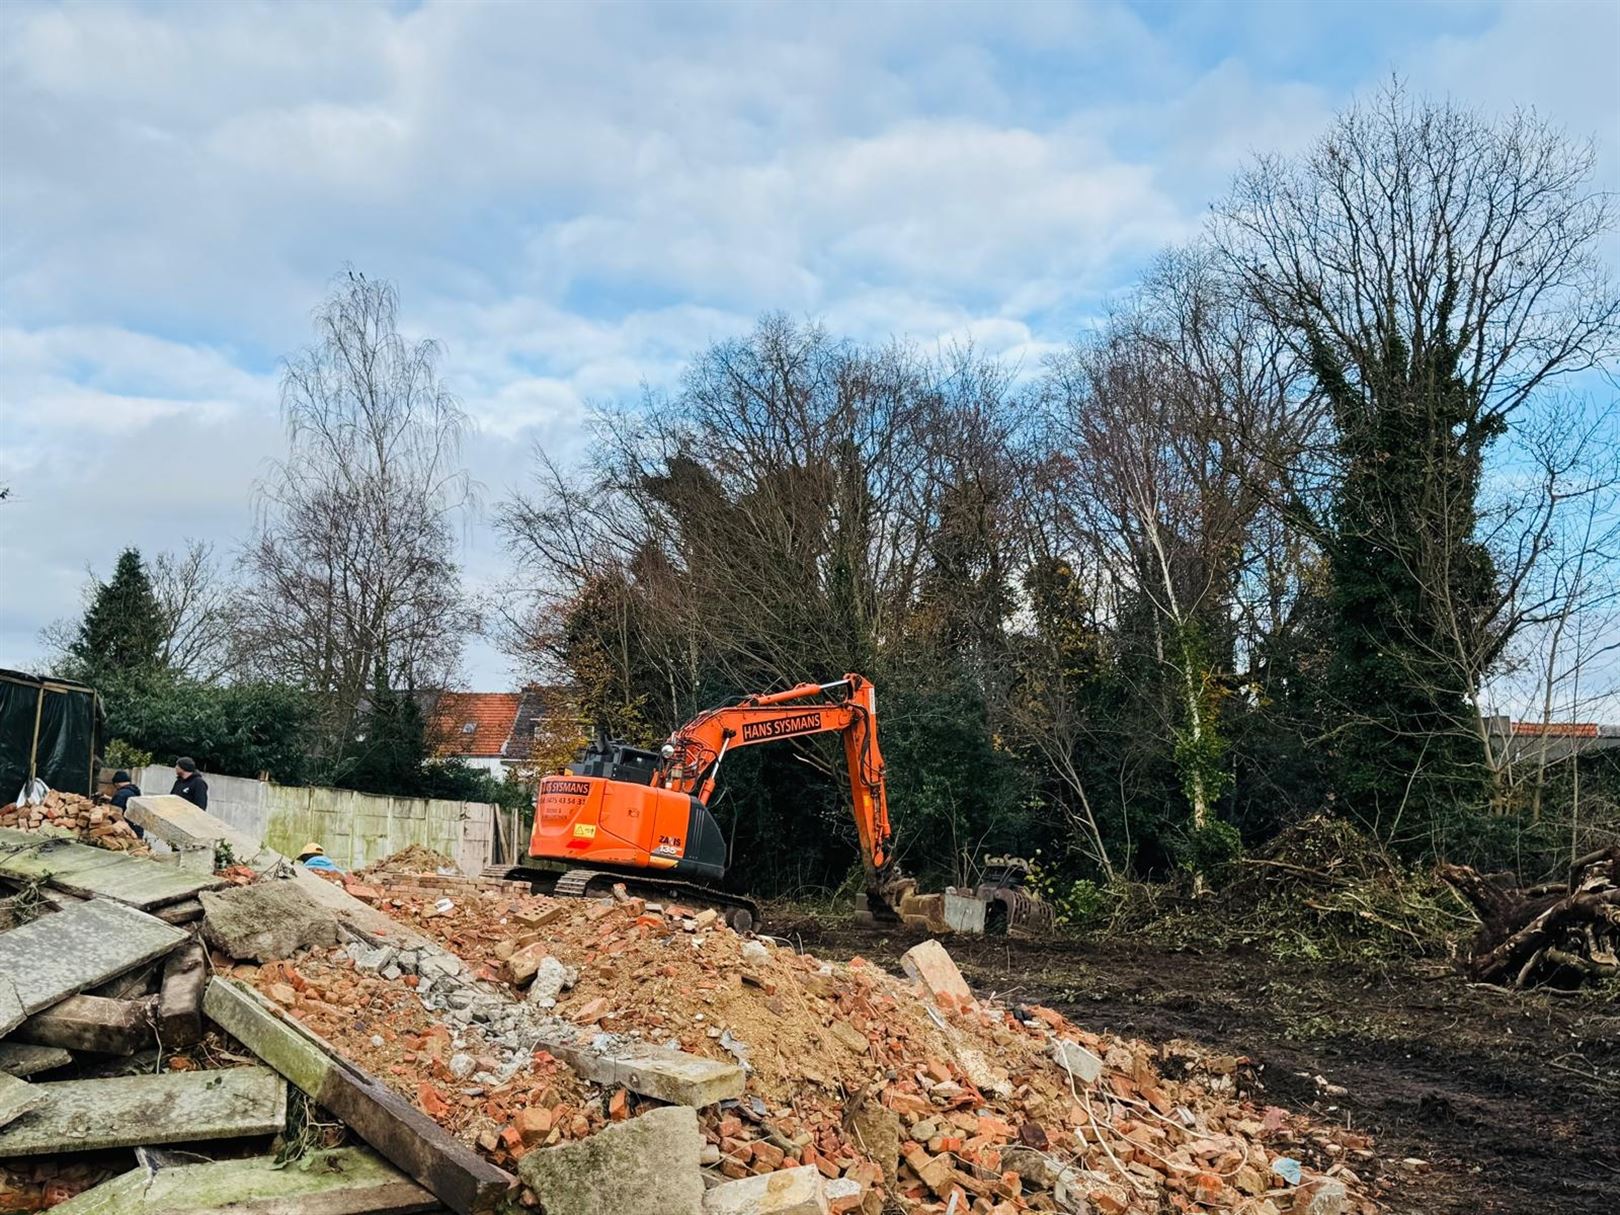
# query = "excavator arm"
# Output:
<box><xmin>652</xmin><ymin>674</ymin><xmax>895</xmax><ymax>886</ymax></box>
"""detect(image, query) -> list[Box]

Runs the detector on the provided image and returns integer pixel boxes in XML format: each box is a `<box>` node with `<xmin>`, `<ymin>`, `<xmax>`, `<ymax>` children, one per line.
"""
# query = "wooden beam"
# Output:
<box><xmin>0</xmin><ymin>1066</ymin><xmax>287</xmax><ymax>1156</ymax></box>
<box><xmin>0</xmin><ymin>896</ymin><xmax>185</xmax><ymax>1035</ymax></box>
<box><xmin>14</xmin><ymin>993</ymin><xmax>155</xmax><ymax>1055</ymax></box>
<box><xmin>50</xmin><ymin>1145</ymin><xmax>440</xmax><ymax>1215</ymax></box>
<box><xmin>203</xmin><ymin>978</ymin><xmax>512</xmax><ymax>1215</ymax></box>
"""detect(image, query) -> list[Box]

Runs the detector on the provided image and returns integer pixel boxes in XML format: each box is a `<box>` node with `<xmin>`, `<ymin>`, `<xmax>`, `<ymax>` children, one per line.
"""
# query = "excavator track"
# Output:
<box><xmin>505</xmin><ymin>865</ymin><xmax>763</xmax><ymax>935</ymax></box>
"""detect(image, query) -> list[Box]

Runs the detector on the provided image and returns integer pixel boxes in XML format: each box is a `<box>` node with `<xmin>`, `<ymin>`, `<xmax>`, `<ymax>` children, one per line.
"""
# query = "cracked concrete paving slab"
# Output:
<box><xmin>0</xmin><ymin>1066</ymin><xmax>287</xmax><ymax>1156</ymax></box>
<box><xmin>0</xmin><ymin>897</ymin><xmax>186</xmax><ymax>1035</ymax></box>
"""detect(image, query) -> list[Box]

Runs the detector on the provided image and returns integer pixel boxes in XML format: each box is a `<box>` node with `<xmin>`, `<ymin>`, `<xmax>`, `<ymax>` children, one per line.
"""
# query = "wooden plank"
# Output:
<box><xmin>14</xmin><ymin>993</ymin><xmax>155</xmax><ymax>1055</ymax></box>
<box><xmin>157</xmin><ymin>940</ymin><xmax>207</xmax><ymax>1047</ymax></box>
<box><xmin>0</xmin><ymin>1066</ymin><xmax>287</xmax><ymax>1156</ymax></box>
<box><xmin>0</xmin><ymin>897</ymin><xmax>186</xmax><ymax>1034</ymax></box>
<box><xmin>51</xmin><ymin>1145</ymin><xmax>440</xmax><ymax>1215</ymax></box>
<box><xmin>0</xmin><ymin>828</ymin><xmax>225</xmax><ymax>909</ymax></box>
<box><xmin>203</xmin><ymin>979</ymin><xmax>512</xmax><ymax>1215</ymax></box>
<box><xmin>0</xmin><ymin>1042</ymin><xmax>72</xmax><ymax>1078</ymax></box>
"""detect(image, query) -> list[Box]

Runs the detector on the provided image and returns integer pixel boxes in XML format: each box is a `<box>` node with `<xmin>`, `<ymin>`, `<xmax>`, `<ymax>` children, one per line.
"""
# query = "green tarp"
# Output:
<box><xmin>0</xmin><ymin>671</ymin><xmax>102</xmax><ymax>798</ymax></box>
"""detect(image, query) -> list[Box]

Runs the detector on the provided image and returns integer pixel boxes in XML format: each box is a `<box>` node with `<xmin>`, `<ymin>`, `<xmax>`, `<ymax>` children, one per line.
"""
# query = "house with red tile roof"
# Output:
<box><xmin>427</xmin><ymin>691</ymin><xmax>525</xmax><ymax>775</ymax></box>
<box><xmin>425</xmin><ymin>686</ymin><xmax>568</xmax><ymax>776</ymax></box>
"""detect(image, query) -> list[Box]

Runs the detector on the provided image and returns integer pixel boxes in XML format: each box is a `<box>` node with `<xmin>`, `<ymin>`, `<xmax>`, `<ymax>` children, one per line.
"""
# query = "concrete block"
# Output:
<box><xmin>899</xmin><ymin>939</ymin><xmax>974</xmax><ymax>1011</ymax></box>
<box><xmin>200</xmin><ymin>878</ymin><xmax>342</xmax><ymax>961</ymax></box>
<box><xmin>15</xmin><ymin>993</ymin><xmax>155</xmax><ymax>1055</ymax></box>
<box><xmin>518</xmin><ymin>1104</ymin><xmax>704</xmax><ymax>1215</ymax></box>
<box><xmin>1050</xmin><ymin>1039</ymin><xmax>1104</xmax><ymax>1084</ymax></box>
<box><xmin>546</xmin><ymin>1038</ymin><xmax>745</xmax><ymax>1108</ymax></box>
<box><xmin>703</xmin><ymin>1165</ymin><xmax>830</xmax><ymax>1215</ymax></box>
<box><xmin>942</xmin><ymin>891</ymin><xmax>986</xmax><ymax>934</ymax></box>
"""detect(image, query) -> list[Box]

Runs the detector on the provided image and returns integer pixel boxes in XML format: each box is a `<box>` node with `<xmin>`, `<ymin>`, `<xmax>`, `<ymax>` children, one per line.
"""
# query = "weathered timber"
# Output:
<box><xmin>0</xmin><ymin>1074</ymin><xmax>42</xmax><ymax>1128</ymax></box>
<box><xmin>0</xmin><ymin>828</ymin><xmax>224</xmax><ymax>909</ymax></box>
<box><xmin>203</xmin><ymin>978</ymin><xmax>512</xmax><ymax>1215</ymax></box>
<box><xmin>52</xmin><ymin>1145</ymin><xmax>440</xmax><ymax>1215</ymax></box>
<box><xmin>156</xmin><ymin>940</ymin><xmax>207</xmax><ymax>1047</ymax></box>
<box><xmin>0</xmin><ymin>896</ymin><xmax>186</xmax><ymax>1034</ymax></box>
<box><xmin>0</xmin><ymin>1066</ymin><xmax>287</xmax><ymax>1156</ymax></box>
<box><xmin>0</xmin><ymin>1042</ymin><xmax>72</xmax><ymax>1078</ymax></box>
<box><xmin>13</xmin><ymin>992</ymin><xmax>156</xmax><ymax>1055</ymax></box>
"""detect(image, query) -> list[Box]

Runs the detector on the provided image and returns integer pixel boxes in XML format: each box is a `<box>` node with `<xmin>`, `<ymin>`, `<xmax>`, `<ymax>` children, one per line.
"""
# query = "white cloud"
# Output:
<box><xmin>1</xmin><ymin>0</ymin><xmax>1614</xmax><ymax>686</ymax></box>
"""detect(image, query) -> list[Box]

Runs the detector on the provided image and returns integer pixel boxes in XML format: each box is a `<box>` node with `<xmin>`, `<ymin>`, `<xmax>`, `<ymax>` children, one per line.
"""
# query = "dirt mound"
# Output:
<box><xmin>358</xmin><ymin>843</ymin><xmax>461</xmax><ymax>876</ymax></box>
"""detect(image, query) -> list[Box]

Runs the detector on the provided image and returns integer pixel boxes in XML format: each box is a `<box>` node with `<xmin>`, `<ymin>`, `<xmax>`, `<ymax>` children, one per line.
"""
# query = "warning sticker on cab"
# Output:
<box><xmin>572</xmin><ymin>823</ymin><xmax>597</xmax><ymax>839</ymax></box>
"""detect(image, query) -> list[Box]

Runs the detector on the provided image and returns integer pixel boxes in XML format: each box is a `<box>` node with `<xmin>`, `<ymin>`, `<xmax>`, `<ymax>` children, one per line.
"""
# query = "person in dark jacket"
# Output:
<box><xmin>108</xmin><ymin>770</ymin><xmax>141</xmax><ymax>812</ymax></box>
<box><xmin>171</xmin><ymin>756</ymin><xmax>208</xmax><ymax>809</ymax></box>
<box><xmin>108</xmin><ymin>770</ymin><xmax>144</xmax><ymax>838</ymax></box>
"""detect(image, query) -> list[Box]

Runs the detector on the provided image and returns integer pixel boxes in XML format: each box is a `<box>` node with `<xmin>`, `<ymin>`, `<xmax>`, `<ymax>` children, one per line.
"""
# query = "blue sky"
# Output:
<box><xmin>2</xmin><ymin>0</ymin><xmax>1616</xmax><ymax>694</ymax></box>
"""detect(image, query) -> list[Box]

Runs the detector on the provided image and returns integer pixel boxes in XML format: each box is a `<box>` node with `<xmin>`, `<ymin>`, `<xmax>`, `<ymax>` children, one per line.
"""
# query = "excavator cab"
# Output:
<box><xmin>565</xmin><ymin>736</ymin><xmax>661</xmax><ymax>785</ymax></box>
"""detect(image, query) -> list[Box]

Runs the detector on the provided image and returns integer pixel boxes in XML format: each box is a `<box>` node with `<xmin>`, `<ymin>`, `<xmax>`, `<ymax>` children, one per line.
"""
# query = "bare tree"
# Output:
<box><xmin>239</xmin><ymin>271</ymin><xmax>472</xmax><ymax>754</ymax></box>
<box><xmin>1041</xmin><ymin>248</ymin><xmax>1315</xmax><ymax>835</ymax></box>
<box><xmin>150</xmin><ymin>541</ymin><xmax>239</xmax><ymax>683</ymax></box>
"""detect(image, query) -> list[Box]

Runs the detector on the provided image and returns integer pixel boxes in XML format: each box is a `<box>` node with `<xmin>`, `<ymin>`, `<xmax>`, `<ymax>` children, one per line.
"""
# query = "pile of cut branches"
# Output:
<box><xmin>1122</xmin><ymin>816</ymin><xmax>1472</xmax><ymax>964</ymax></box>
<box><xmin>1440</xmin><ymin>847</ymin><xmax>1620</xmax><ymax>989</ymax></box>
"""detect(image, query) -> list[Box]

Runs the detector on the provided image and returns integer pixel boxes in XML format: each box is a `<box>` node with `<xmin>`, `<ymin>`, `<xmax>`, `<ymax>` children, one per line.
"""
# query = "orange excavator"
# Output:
<box><xmin>517</xmin><ymin>674</ymin><xmax>904</xmax><ymax>933</ymax></box>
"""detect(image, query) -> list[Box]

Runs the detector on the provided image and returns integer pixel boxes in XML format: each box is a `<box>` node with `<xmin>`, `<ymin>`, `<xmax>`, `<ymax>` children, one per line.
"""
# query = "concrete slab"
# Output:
<box><xmin>900</xmin><ymin>939</ymin><xmax>975</xmax><ymax>1011</ymax></box>
<box><xmin>0</xmin><ymin>1042</ymin><xmax>72</xmax><ymax>1078</ymax></box>
<box><xmin>124</xmin><ymin>794</ymin><xmax>239</xmax><ymax>851</ymax></box>
<box><xmin>0</xmin><ymin>1066</ymin><xmax>287</xmax><ymax>1156</ymax></box>
<box><xmin>517</xmin><ymin>1105</ymin><xmax>704</xmax><ymax>1215</ymax></box>
<box><xmin>0</xmin><ymin>828</ymin><xmax>225</xmax><ymax>908</ymax></box>
<box><xmin>51</xmin><ymin>1145</ymin><xmax>440</xmax><ymax>1215</ymax></box>
<box><xmin>0</xmin><ymin>1074</ymin><xmax>42</xmax><ymax>1129</ymax></box>
<box><xmin>0</xmin><ymin>897</ymin><xmax>186</xmax><ymax>1034</ymax></box>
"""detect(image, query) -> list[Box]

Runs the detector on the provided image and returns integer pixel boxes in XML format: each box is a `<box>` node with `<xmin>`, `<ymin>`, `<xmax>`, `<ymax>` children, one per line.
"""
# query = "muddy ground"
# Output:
<box><xmin>771</xmin><ymin>913</ymin><xmax>1618</xmax><ymax>1215</ymax></box>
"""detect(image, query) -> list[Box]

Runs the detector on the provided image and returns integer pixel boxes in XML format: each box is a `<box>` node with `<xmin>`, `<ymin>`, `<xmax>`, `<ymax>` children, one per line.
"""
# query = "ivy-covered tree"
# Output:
<box><xmin>1222</xmin><ymin>83</ymin><xmax>1619</xmax><ymax>844</ymax></box>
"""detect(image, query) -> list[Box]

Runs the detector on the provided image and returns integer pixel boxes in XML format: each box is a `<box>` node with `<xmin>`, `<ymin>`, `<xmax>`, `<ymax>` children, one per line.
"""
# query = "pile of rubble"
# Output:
<box><xmin>0</xmin><ymin>790</ymin><xmax>145</xmax><ymax>851</ymax></box>
<box><xmin>1</xmin><ymin>793</ymin><xmax>1383</xmax><ymax>1215</ymax></box>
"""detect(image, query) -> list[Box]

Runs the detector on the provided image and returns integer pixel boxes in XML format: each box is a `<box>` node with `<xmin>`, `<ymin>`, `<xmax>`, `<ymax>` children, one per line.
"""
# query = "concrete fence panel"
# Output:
<box><xmin>132</xmin><ymin>764</ymin><xmax>498</xmax><ymax>875</ymax></box>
